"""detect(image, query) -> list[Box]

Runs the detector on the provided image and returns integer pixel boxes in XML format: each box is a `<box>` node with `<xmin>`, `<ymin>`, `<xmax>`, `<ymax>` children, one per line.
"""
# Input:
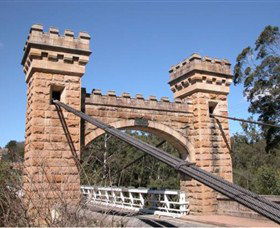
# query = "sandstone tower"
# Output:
<box><xmin>169</xmin><ymin>54</ymin><xmax>233</xmax><ymax>213</ymax></box>
<box><xmin>21</xmin><ymin>24</ymin><xmax>234</xmax><ymax>220</ymax></box>
<box><xmin>21</xmin><ymin>24</ymin><xmax>91</xmax><ymax>222</ymax></box>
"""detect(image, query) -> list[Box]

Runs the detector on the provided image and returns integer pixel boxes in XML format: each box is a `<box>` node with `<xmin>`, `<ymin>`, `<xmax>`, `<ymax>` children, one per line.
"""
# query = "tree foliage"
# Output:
<box><xmin>81</xmin><ymin>130</ymin><xmax>180</xmax><ymax>189</ymax></box>
<box><xmin>81</xmin><ymin>127</ymin><xmax>280</xmax><ymax>194</ymax></box>
<box><xmin>0</xmin><ymin>160</ymin><xmax>27</xmax><ymax>226</ymax></box>
<box><xmin>2</xmin><ymin>127</ymin><xmax>279</xmax><ymax>196</ymax></box>
<box><xmin>2</xmin><ymin>140</ymin><xmax>24</xmax><ymax>162</ymax></box>
<box><xmin>231</xmin><ymin>122</ymin><xmax>280</xmax><ymax>195</ymax></box>
<box><xmin>233</xmin><ymin>25</ymin><xmax>280</xmax><ymax>151</ymax></box>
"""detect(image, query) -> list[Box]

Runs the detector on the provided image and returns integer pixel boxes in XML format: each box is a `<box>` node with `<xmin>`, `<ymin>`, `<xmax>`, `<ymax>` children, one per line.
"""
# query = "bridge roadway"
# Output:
<box><xmin>83</xmin><ymin>204</ymin><xmax>278</xmax><ymax>227</ymax></box>
<box><xmin>85</xmin><ymin>203</ymin><xmax>212</xmax><ymax>227</ymax></box>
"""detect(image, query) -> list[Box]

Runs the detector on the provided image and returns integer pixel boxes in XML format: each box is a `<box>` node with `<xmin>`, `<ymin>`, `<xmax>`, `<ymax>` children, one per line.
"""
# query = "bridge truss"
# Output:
<box><xmin>54</xmin><ymin>100</ymin><xmax>280</xmax><ymax>224</ymax></box>
<box><xmin>81</xmin><ymin>185</ymin><xmax>188</xmax><ymax>217</ymax></box>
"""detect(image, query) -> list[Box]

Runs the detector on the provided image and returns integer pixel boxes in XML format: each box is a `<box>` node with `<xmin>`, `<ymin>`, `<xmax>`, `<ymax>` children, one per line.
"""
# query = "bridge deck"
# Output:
<box><xmin>85</xmin><ymin>203</ymin><xmax>278</xmax><ymax>227</ymax></box>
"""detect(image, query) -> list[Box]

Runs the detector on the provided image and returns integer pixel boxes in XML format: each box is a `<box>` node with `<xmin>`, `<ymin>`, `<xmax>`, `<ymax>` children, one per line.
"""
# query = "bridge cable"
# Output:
<box><xmin>53</xmin><ymin>100</ymin><xmax>280</xmax><ymax>224</ymax></box>
<box><xmin>114</xmin><ymin>140</ymin><xmax>166</xmax><ymax>176</ymax></box>
<box><xmin>85</xmin><ymin>138</ymin><xmax>165</xmax><ymax>184</ymax></box>
<box><xmin>96</xmin><ymin>140</ymin><xmax>166</xmax><ymax>186</ymax></box>
<box><xmin>210</xmin><ymin>114</ymin><xmax>280</xmax><ymax>128</ymax></box>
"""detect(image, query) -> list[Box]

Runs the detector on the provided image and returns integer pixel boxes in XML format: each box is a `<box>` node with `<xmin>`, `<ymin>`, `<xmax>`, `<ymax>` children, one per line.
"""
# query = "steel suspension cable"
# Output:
<box><xmin>211</xmin><ymin>114</ymin><xmax>280</xmax><ymax>128</ymax></box>
<box><xmin>95</xmin><ymin>140</ymin><xmax>166</xmax><ymax>185</ymax></box>
<box><xmin>114</xmin><ymin>140</ymin><xmax>166</xmax><ymax>176</ymax></box>
<box><xmin>53</xmin><ymin>100</ymin><xmax>280</xmax><ymax>224</ymax></box>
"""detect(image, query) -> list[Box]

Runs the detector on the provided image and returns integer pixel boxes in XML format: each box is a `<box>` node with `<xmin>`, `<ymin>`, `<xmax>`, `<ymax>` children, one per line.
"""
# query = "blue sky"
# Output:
<box><xmin>0</xmin><ymin>1</ymin><xmax>279</xmax><ymax>147</ymax></box>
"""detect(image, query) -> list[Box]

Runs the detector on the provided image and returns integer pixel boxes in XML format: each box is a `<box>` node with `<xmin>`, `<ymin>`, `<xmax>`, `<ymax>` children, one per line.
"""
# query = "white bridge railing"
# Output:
<box><xmin>81</xmin><ymin>186</ymin><xmax>189</xmax><ymax>217</ymax></box>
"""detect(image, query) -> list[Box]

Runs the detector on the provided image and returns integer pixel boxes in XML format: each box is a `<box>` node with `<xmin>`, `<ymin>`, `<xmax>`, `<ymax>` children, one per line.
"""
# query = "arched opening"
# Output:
<box><xmin>81</xmin><ymin>120</ymin><xmax>194</xmax><ymax>190</ymax></box>
<box><xmin>84</xmin><ymin>120</ymin><xmax>194</xmax><ymax>161</ymax></box>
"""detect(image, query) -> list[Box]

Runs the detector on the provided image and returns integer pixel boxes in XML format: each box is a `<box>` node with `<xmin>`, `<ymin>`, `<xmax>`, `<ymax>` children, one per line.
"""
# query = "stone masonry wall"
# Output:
<box><xmin>24</xmin><ymin>72</ymin><xmax>82</xmax><ymax>220</ymax></box>
<box><xmin>181</xmin><ymin>92</ymin><xmax>232</xmax><ymax>213</ymax></box>
<box><xmin>170</xmin><ymin>54</ymin><xmax>233</xmax><ymax>214</ymax></box>
<box><xmin>217</xmin><ymin>194</ymin><xmax>280</xmax><ymax>219</ymax></box>
<box><xmin>83</xmin><ymin>89</ymin><xmax>194</xmax><ymax>160</ymax></box>
<box><xmin>22</xmin><ymin>24</ymin><xmax>91</xmax><ymax>223</ymax></box>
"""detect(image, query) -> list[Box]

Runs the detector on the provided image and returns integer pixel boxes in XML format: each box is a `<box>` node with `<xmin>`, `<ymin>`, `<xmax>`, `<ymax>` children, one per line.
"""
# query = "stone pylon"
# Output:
<box><xmin>21</xmin><ymin>24</ymin><xmax>91</xmax><ymax>223</ymax></box>
<box><xmin>169</xmin><ymin>54</ymin><xmax>233</xmax><ymax>214</ymax></box>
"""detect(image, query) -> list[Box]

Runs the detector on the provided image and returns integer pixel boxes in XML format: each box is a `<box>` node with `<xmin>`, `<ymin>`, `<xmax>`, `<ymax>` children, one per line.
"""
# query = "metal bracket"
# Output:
<box><xmin>175</xmin><ymin>161</ymin><xmax>196</xmax><ymax>170</ymax></box>
<box><xmin>134</xmin><ymin>118</ymin><xmax>149</xmax><ymax>127</ymax></box>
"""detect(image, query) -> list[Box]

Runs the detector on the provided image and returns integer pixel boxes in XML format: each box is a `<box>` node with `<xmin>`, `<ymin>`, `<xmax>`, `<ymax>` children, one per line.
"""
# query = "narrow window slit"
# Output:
<box><xmin>209</xmin><ymin>101</ymin><xmax>218</xmax><ymax>117</ymax></box>
<box><xmin>52</xmin><ymin>91</ymin><xmax>61</xmax><ymax>102</ymax></box>
<box><xmin>50</xmin><ymin>85</ymin><xmax>64</xmax><ymax>104</ymax></box>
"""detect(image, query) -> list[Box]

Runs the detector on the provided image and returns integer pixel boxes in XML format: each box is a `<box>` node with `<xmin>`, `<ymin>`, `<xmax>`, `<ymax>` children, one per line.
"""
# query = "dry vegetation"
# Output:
<box><xmin>0</xmin><ymin>153</ymin><xmax>130</xmax><ymax>227</ymax></box>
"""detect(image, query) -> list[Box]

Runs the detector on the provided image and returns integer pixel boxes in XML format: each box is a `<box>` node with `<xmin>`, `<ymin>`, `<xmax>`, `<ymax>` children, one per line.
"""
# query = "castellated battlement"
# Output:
<box><xmin>169</xmin><ymin>53</ymin><xmax>231</xmax><ymax>80</ymax></box>
<box><xmin>85</xmin><ymin>89</ymin><xmax>191</xmax><ymax>113</ymax></box>
<box><xmin>21</xmin><ymin>24</ymin><xmax>91</xmax><ymax>82</ymax></box>
<box><xmin>23</xmin><ymin>24</ymin><xmax>90</xmax><ymax>52</ymax></box>
<box><xmin>169</xmin><ymin>53</ymin><xmax>233</xmax><ymax>98</ymax></box>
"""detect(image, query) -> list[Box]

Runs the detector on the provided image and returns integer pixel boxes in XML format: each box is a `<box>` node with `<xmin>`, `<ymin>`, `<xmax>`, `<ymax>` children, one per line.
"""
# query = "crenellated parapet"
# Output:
<box><xmin>21</xmin><ymin>24</ymin><xmax>91</xmax><ymax>82</ymax></box>
<box><xmin>169</xmin><ymin>53</ymin><xmax>233</xmax><ymax>99</ymax></box>
<box><xmin>85</xmin><ymin>89</ymin><xmax>190</xmax><ymax>113</ymax></box>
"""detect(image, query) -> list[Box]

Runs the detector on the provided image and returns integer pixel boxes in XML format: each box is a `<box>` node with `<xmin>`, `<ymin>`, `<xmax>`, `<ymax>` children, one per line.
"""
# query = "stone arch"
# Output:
<box><xmin>84</xmin><ymin>119</ymin><xmax>195</xmax><ymax>162</ymax></box>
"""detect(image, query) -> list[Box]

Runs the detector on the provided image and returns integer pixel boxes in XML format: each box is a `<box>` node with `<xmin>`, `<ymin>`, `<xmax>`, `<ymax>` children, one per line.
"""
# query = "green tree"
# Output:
<box><xmin>231</xmin><ymin>122</ymin><xmax>280</xmax><ymax>194</ymax></box>
<box><xmin>3</xmin><ymin>140</ymin><xmax>24</xmax><ymax>162</ymax></box>
<box><xmin>233</xmin><ymin>25</ymin><xmax>280</xmax><ymax>152</ymax></box>
<box><xmin>254</xmin><ymin>166</ymin><xmax>280</xmax><ymax>195</ymax></box>
<box><xmin>0</xmin><ymin>160</ymin><xmax>26</xmax><ymax>226</ymax></box>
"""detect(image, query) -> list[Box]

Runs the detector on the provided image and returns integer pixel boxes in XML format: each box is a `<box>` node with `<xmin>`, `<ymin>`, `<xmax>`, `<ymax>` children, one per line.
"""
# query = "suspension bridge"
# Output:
<box><xmin>54</xmin><ymin>99</ymin><xmax>280</xmax><ymax>224</ymax></box>
<box><xmin>19</xmin><ymin>24</ymin><xmax>280</xmax><ymax>225</ymax></box>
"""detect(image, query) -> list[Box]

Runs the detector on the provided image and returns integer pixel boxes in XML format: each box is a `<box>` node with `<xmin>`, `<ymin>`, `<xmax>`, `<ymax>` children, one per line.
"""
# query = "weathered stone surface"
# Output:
<box><xmin>171</xmin><ymin>55</ymin><xmax>233</xmax><ymax>214</ymax></box>
<box><xmin>169</xmin><ymin>54</ymin><xmax>232</xmax><ymax>99</ymax></box>
<box><xmin>22</xmin><ymin>25</ymin><xmax>91</xmax><ymax>224</ymax></box>
<box><xmin>22</xmin><ymin>24</ymin><xmax>233</xmax><ymax>221</ymax></box>
<box><xmin>217</xmin><ymin>194</ymin><xmax>280</xmax><ymax>219</ymax></box>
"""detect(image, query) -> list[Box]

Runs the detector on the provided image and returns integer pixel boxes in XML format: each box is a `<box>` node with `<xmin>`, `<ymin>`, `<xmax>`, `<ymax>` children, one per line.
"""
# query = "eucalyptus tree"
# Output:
<box><xmin>234</xmin><ymin>25</ymin><xmax>280</xmax><ymax>152</ymax></box>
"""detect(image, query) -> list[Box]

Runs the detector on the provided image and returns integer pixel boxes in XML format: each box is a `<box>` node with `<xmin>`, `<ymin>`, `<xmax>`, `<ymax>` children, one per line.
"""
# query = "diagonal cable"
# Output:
<box><xmin>53</xmin><ymin>100</ymin><xmax>280</xmax><ymax>224</ymax></box>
